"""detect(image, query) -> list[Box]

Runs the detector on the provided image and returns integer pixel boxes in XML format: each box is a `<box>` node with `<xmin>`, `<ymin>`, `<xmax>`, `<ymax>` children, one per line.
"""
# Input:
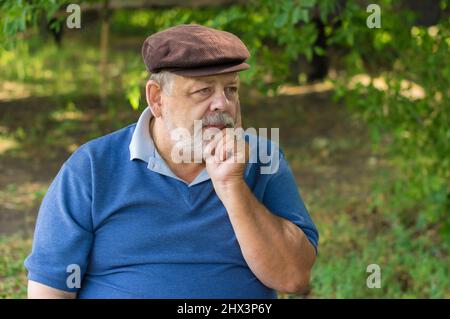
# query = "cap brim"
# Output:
<box><xmin>166</xmin><ymin>62</ymin><xmax>250</xmax><ymax>77</ymax></box>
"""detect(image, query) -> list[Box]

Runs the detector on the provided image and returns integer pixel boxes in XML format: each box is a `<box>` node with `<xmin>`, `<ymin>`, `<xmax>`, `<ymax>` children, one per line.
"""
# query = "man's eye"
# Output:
<box><xmin>195</xmin><ymin>87</ymin><xmax>211</xmax><ymax>95</ymax></box>
<box><xmin>225</xmin><ymin>86</ymin><xmax>238</xmax><ymax>94</ymax></box>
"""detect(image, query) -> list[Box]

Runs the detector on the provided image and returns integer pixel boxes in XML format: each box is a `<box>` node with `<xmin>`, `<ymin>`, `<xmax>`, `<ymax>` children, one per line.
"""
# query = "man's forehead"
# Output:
<box><xmin>177</xmin><ymin>73</ymin><xmax>239</xmax><ymax>87</ymax></box>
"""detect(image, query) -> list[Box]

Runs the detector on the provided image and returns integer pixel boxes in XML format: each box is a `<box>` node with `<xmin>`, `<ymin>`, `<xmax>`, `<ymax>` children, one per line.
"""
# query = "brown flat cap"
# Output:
<box><xmin>142</xmin><ymin>24</ymin><xmax>250</xmax><ymax>77</ymax></box>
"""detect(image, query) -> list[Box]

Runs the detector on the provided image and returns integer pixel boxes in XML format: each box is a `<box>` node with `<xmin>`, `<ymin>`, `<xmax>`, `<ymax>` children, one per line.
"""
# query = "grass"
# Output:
<box><xmin>0</xmin><ymin>234</ymin><xmax>31</xmax><ymax>298</ymax></box>
<box><xmin>307</xmin><ymin>189</ymin><xmax>450</xmax><ymax>298</ymax></box>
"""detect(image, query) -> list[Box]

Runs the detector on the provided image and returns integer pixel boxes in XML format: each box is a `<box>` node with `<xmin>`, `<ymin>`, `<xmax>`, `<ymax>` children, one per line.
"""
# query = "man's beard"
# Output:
<box><xmin>169</xmin><ymin>112</ymin><xmax>236</xmax><ymax>163</ymax></box>
<box><xmin>193</xmin><ymin>112</ymin><xmax>236</xmax><ymax>153</ymax></box>
<box><xmin>201</xmin><ymin>112</ymin><xmax>235</xmax><ymax>129</ymax></box>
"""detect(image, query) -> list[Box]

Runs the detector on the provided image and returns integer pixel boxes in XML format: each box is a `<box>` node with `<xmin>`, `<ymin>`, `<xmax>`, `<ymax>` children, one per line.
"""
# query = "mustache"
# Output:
<box><xmin>201</xmin><ymin>112</ymin><xmax>235</xmax><ymax>128</ymax></box>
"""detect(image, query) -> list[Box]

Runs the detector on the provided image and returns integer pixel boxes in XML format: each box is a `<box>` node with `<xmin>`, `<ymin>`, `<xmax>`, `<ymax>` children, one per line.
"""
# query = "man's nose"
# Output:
<box><xmin>209</xmin><ymin>90</ymin><xmax>229</xmax><ymax>112</ymax></box>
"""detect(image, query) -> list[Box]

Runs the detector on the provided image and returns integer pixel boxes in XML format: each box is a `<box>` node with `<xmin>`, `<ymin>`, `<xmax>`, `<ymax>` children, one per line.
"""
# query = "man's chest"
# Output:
<box><xmin>87</xmin><ymin>178</ymin><xmax>247</xmax><ymax>272</ymax></box>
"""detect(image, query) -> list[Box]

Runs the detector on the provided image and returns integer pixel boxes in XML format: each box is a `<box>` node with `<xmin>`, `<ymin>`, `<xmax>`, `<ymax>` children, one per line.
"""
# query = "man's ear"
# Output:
<box><xmin>146</xmin><ymin>80</ymin><xmax>163</xmax><ymax>117</ymax></box>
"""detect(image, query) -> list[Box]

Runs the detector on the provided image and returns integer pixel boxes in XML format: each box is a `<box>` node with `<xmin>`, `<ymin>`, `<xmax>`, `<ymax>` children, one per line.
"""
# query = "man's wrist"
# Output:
<box><xmin>213</xmin><ymin>177</ymin><xmax>248</xmax><ymax>199</ymax></box>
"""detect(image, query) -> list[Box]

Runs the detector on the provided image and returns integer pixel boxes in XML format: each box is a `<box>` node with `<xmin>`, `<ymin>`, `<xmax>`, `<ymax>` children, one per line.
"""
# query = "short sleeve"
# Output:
<box><xmin>24</xmin><ymin>148</ymin><xmax>94</xmax><ymax>293</ymax></box>
<box><xmin>262</xmin><ymin>152</ymin><xmax>319</xmax><ymax>254</ymax></box>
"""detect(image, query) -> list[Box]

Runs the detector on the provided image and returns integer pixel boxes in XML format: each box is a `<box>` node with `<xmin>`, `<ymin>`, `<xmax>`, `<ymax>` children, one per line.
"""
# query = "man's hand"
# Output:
<box><xmin>203</xmin><ymin>128</ymin><xmax>249</xmax><ymax>199</ymax></box>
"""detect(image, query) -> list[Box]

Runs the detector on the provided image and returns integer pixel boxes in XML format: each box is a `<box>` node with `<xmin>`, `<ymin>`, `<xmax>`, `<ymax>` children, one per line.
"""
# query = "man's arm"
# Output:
<box><xmin>24</xmin><ymin>152</ymin><xmax>94</xmax><ymax>299</ymax></box>
<box><xmin>216</xmin><ymin>180</ymin><xmax>316</xmax><ymax>294</ymax></box>
<box><xmin>204</xmin><ymin>133</ymin><xmax>317</xmax><ymax>294</ymax></box>
<box><xmin>28</xmin><ymin>280</ymin><xmax>76</xmax><ymax>299</ymax></box>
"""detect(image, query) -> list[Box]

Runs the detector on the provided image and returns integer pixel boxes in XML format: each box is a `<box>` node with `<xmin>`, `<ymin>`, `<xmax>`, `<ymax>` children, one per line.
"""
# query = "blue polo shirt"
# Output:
<box><xmin>24</xmin><ymin>107</ymin><xmax>318</xmax><ymax>298</ymax></box>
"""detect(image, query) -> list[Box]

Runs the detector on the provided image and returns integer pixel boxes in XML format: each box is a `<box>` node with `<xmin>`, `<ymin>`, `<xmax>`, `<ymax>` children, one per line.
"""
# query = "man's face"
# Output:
<box><xmin>160</xmin><ymin>72</ymin><xmax>240</xmax><ymax>135</ymax></box>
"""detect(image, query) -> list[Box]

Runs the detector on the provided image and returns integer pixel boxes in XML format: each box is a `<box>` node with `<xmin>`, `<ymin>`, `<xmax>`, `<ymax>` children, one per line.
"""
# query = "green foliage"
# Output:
<box><xmin>0</xmin><ymin>0</ymin><xmax>336</xmax><ymax>98</ymax></box>
<box><xmin>111</xmin><ymin>0</ymin><xmax>333</xmax><ymax>95</ymax></box>
<box><xmin>333</xmin><ymin>0</ymin><xmax>450</xmax><ymax>244</ymax></box>
<box><xmin>0</xmin><ymin>0</ymin><xmax>63</xmax><ymax>49</ymax></box>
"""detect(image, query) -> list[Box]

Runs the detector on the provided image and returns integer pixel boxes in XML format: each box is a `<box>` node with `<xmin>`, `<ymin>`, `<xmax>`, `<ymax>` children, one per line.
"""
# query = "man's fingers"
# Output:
<box><xmin>214</xmin><ymin>135</ymin><xmax>228</xmax><ymax>162</ymax></box>
<box><xmin>204</xmin><ymin>128</ymin><xmax>247</xmax><ymax>164</ymax></box>
<box><xmin>215</xmin><ymin>134</ymin><xmax>246</xmax><ymax>163</ymax></box>
<box><xmin>203</xmin><ymin>129</ymin><xmax>225</xmax><ymax>162</ymax></box>
<box><xmin>216</xmin><ymin>136</ymin><xmax>235</xmax><ymax>162</ymax></box>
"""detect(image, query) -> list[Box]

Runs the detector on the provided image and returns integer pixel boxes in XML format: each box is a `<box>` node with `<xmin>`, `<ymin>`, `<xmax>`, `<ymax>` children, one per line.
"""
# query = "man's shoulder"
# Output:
<box><xmin>244</xmin><ymin>132</ymin><xmax>282</xmax><ymax>153</ymax></box>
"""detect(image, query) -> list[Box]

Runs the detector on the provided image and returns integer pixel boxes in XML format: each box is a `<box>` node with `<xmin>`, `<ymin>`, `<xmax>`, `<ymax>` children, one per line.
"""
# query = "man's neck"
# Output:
<box><xmin>149</xmin><ymin>117</ymin><xmax>205</xmax><ymax>184</ymax></box>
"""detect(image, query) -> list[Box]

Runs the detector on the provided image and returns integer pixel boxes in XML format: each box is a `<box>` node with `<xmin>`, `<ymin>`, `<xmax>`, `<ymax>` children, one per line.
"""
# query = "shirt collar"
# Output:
<box><xmin>129</xmin><ymin>106</ymin><xmax>154</xmax><ymax>162</ymax></box>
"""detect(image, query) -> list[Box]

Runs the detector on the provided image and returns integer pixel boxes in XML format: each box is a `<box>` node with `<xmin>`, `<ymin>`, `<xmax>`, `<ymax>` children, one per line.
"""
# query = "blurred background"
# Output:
<box><xmin>0</xmin><ymin>0</ymin><xmax>448</xmax><ymax>298</ymax></box>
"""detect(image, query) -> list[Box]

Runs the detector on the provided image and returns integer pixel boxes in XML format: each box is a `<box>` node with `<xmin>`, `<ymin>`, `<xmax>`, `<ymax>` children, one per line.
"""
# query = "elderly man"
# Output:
<box><xmin>25</xmin><ymin>24</ymin><xmax>318</xmax><ymax>299</ymax></box>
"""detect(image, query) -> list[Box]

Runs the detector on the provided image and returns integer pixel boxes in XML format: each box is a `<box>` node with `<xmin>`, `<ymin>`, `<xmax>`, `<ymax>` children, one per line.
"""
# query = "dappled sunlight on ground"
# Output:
<box><xmin>348</xmin><ymin>74</ymin><xmax>426</xmax><ymax>100</ymax></box>
<box><xmin>277</xmin><ymin>81</ymin><xmax>334</xmax><ymax>95</ymax></box>
<box><xmin>0</xmin><ymin>135</ymin><xmax>18</xmax><ymax>155</ymax></box>
<box><xmin>0</xmin><ymin>81</ymin><xmax>33</xmax><ymax>101</ymax></box>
